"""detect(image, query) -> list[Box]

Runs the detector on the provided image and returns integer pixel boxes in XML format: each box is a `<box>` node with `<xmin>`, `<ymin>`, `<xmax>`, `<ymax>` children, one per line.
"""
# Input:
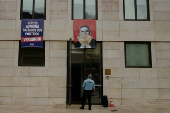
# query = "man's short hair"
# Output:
<box><xmin>88</xmin><ymin>74</ymin><xmax>92</xmax><ymax>78</ymax></box>
<box><xmin>79</xmin><ymin>25</ymin><xmax>91</xmax><ymax>34</ymax></box>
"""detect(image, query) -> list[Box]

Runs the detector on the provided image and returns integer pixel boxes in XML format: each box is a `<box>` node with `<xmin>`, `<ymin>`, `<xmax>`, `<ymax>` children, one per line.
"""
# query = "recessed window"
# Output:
<box><xmin>18</xmin><ymin>41</ymin><xmax>45</xmax><ymax>66</ymax></box>
<box><xmin>72</xmin><ymin>0</ymin><xmax>97</xmax><ymax>19</ymax></box>
<box><xmin>123</xmin><ymin>0</ymin><xmax>150</xmax><ymax>21</ymax></box>
<box><xmin>125</xmin><ymin>42</ymin><xmax>152</xmax><ymax>68</ymax></box>
<box><xmin>20</xmin><ymin>0</ymin><xmax>46</xmax><ymax>19</ymax></box>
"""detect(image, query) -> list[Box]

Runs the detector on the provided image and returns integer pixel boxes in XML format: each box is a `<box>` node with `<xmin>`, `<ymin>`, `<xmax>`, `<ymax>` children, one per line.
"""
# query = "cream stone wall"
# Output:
<box><xmin>0</xmin><ymin>0</ymin><xmax>170</xmax><ymax>106</ymax></box>
<box><xmin>0</xmin><ymin>41</ymin><xmax>66</xmax><ymax>106</ymax></box>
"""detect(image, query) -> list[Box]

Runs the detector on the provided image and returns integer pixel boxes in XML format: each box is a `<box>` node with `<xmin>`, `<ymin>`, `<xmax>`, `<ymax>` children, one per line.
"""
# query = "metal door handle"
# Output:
<box><xmin>68</xmin><ymin>85</ymin><xmax>73</xmax><ymax>87</ymax></box>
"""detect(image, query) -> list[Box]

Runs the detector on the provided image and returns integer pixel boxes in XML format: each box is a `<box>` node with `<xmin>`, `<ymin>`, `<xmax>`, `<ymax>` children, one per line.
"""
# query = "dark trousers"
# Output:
<box><xmin>81</xmin><ymin>90</ymin><xmax>92</xmax><ymax>109</ymax></box>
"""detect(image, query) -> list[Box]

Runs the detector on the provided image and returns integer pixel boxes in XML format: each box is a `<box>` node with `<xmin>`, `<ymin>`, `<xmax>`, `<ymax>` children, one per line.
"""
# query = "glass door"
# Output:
<box><xmin>84</xmin><ymin>43</ymin><xmax>103</xmax><ymax>104</ymax></box>
<box><xmin>68</xmin><ymin>42</ymin><xmax>103</xmax><ymax>105</ymax></box>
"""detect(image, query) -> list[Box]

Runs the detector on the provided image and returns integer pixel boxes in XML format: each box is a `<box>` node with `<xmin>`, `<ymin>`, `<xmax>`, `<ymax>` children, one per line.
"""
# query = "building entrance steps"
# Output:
<box><xmin>0</xmin><ymin>103</ymin><xmax>170</xmax><ymax>113</ymax></box>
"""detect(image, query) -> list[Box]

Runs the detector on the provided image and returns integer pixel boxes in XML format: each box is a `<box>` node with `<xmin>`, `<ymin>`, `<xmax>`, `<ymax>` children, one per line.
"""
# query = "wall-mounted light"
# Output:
<box><xmin>106</xmin><ymin>76</ymin><xmax>109</xmax><ymax>80</ymax></box>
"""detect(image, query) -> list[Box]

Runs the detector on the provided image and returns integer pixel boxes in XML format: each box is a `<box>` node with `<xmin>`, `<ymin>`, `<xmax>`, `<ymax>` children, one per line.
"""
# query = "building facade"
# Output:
<box><xmin>0</xmin><ymin>0</ymin><xmax>170</xmax><ymax>107</ymax></box>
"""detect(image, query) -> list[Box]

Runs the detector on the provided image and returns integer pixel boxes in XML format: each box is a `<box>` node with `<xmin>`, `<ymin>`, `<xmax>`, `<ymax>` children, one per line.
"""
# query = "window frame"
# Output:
<box><xmin>20</xmin><ymin>0</ymin><xmax>46</xmax><ymax>20</ymax></box>
<box><xmin>72</xmin><ymin>0</ymin><xmax>98</xmax><ymax>20</ymax></box>
<box><xmin>124</xmin><ymin>41</ymin><xmax>152</xmax><ymax>68</ymax></box>
<box><xmin>18</xmin><ymin>41</ymin><xmax>45</xmax><ymax>66</ymax></box>
<box><xmin>123</xmin><ymin>0</ymin><xmax>150</xmax><ymax>21</ymax></box>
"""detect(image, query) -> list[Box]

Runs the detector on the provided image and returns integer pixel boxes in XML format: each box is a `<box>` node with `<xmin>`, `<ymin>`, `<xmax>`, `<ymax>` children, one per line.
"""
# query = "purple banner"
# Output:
<box><xmin>21</xmin><ymin>19</ymin><xmax>44</xmax><ymax>47</ymax></box>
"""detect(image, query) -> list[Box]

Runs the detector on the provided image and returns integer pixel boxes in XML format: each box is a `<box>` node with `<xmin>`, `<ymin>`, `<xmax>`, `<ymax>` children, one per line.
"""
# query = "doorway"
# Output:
<box><xmin>67</xmin><ymin>41</ymin><xmax>103</xmax><ymax>105</ymax></box>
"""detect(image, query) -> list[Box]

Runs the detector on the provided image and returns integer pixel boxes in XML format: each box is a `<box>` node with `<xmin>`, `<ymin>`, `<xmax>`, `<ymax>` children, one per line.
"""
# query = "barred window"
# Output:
<box><xmin>73</xmin><ymin>0</ymin><xmax>97</xmax><ymax>19</ymax></box>
<box><xmin>21</xmin><ymin>0</ymin><xmax>46</xmax><ymax>19</ymax></box>
<box><xmin>124</xmin><ymin>0</ymin><xmax>150</xmax><ymax>21</ymax></box>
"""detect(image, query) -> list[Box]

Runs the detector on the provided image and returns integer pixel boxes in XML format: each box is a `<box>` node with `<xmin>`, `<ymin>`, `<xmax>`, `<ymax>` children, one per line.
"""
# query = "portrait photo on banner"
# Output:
<box><xmin>73</xmin><ymin>20</ymin><xmax>96</xmax><ymax>49</ymax></box>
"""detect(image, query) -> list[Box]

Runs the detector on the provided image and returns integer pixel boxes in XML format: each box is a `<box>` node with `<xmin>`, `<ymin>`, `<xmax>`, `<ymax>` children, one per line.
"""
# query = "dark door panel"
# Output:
<box><xmin>67</xmin><ymin>38</ymin><xmax>72</xmax><ymax>105</ymax></box>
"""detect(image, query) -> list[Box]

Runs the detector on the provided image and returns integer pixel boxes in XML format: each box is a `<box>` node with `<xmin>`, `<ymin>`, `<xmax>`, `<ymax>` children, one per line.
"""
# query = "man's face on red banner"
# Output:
<box><xmin>79</xmin><ymin>26</ymin><xmax>90</xmax><ymax>35</ymax></box>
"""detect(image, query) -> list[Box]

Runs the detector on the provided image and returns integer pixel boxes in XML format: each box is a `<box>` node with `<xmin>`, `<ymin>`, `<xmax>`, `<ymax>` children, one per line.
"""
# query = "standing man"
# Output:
<box><xmin>80</xmin><ymin>74</ymin><xmax>95</xmax><ymax>110</ymax></box>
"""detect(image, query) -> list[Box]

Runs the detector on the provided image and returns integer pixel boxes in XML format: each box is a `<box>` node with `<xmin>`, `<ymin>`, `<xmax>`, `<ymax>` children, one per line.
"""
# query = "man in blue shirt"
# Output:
<box><xmin>80</xmin><ymin>74</ymin><xmax>95</xmax><ymax>110</ymax></box>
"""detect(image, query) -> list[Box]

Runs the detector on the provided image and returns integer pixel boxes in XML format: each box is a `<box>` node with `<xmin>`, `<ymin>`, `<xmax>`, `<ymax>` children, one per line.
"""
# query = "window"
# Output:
<box><xmin>123</xmin><ymin>0</ymin><xmax>149</xmax><ymax>20</ymax></box>
<box><xmin>21</xmin><ymin>0</ymin><xmax>46</xmax><ymax>19</ymax></box>
<box><xmin>18</xmin><ymin>41</ymin><xmax>45</xmax><ymax>66</ymax></box>
<box><xmin>125</xmin><ymin>42</ymin><xmax>152</xmax><ymax>68</ymax></box>
<box><xmin>72</xmin><ymin>0</ymin><xmax>97</xmax><ymax>19</ymax></box>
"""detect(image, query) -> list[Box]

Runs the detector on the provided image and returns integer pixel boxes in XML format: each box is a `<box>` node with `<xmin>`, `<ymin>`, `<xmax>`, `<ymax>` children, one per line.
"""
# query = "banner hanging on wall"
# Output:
<box><xmin>21</xmin><ymin>19</ymin><xmax>44</xmax><ymax>47</ymax></box>
<box><xmin>73</xmin><ymin>19</ymin><xmax>96</xmax><ymax>48</ymax></box>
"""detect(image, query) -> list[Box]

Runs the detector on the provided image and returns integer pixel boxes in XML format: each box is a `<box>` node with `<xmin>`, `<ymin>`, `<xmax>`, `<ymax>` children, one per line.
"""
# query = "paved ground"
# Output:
<box><xmin>0</xmin><ymin>103</ymin><xmax>170</xmax><ymax>113</ymax></box>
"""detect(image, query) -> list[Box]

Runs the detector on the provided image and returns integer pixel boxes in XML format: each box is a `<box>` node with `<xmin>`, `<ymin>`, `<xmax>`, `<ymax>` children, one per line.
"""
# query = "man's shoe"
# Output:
<box><xmin>80</xmin><ymin>107</ymin><xmax>84</xmax><ymax>110</ymax></box>
<box><xmin>88</xmin><ymin>108</ymin><xmax>91</xmax><ymax>110</ymax></box>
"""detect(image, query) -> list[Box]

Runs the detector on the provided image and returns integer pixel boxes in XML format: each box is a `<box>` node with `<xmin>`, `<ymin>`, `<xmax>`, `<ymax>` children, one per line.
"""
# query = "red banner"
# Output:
<box><xmin>73</xmin><ymin>19</ymin><xmax>96</xmax><ymax>48</ymax></box>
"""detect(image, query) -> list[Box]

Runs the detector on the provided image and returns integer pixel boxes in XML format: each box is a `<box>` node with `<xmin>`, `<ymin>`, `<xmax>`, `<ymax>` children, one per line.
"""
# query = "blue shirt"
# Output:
<box><xmin>82</xmin><ymin>78</ymin><xmax>95</xmax><ymax>90</ymax></box>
